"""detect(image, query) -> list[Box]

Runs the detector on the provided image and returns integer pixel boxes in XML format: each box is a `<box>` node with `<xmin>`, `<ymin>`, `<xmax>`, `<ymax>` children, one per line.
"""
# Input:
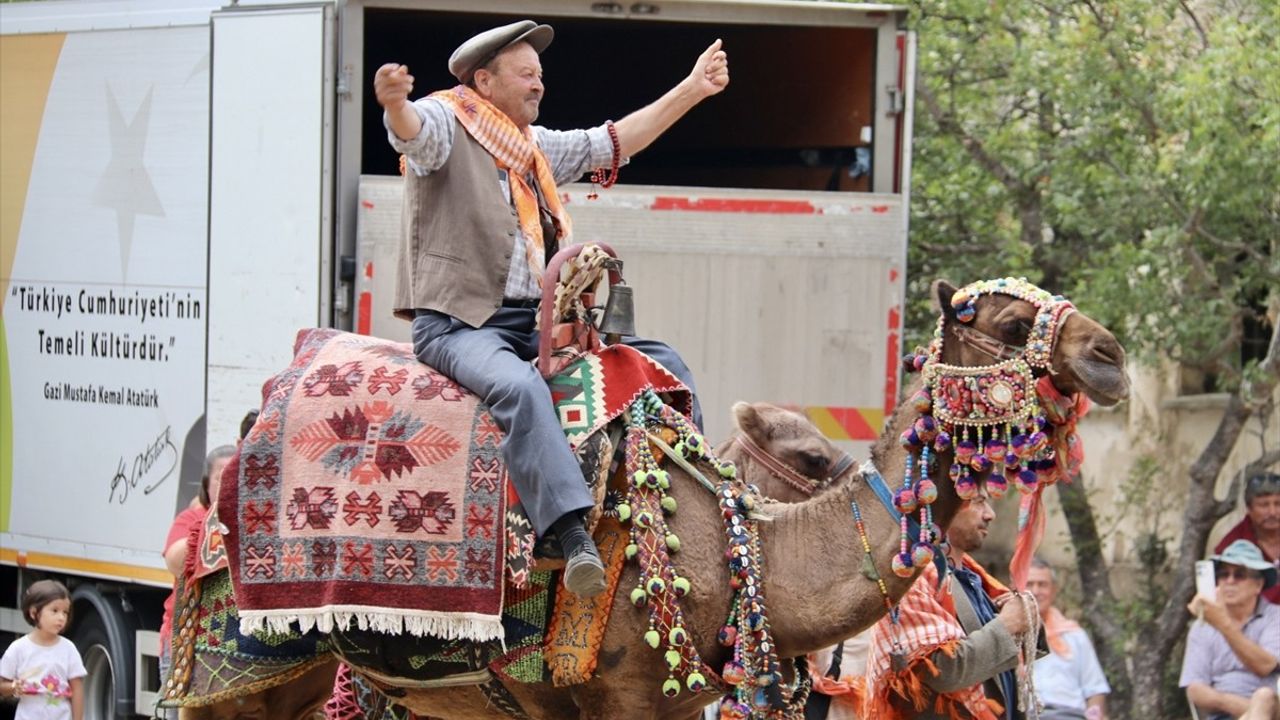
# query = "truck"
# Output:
<box><xmin>0</xmin><ymin>0</ymin><xmax>914</xmax><ymax>716</ymax></box>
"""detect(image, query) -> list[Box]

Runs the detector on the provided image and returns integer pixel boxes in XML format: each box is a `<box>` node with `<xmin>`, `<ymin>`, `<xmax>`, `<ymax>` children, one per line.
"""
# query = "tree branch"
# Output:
<box><xmin>917</xmin><ymin>83</ymin><xmax>1031</xmax><ymax>198</ymax></box>
<box><xmin>1177</xmin><ymin>0</ymin><xmax>1210</xmax><ymax>51</ymax></box>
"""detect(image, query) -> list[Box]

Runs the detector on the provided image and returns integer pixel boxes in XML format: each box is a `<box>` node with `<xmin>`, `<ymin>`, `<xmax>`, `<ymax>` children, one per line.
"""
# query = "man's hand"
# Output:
<box><xmin>995</xmin><ymin>592</ymin><xmax>1031</xmax><ymax>636</ymax></box>
<box><xmin>375</xmin><ymin>63</ymin><xmax>415</xmax><ymax>111</ymax></box>
<box><xmin>1187</xmin><ymin>593</ymin><xmax>1230</xmax><ymax>630</ymax></box>
<box><xmin>687</xmin><ymin>39</ymin><xmax>729</xmax><ymax>98</ymax></box>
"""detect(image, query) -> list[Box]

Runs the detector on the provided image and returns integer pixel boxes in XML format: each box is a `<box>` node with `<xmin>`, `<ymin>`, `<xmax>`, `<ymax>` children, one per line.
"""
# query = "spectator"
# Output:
<box><xmin>0</xmin><ymin>579</ymin><xmax>86</xmax><ymax>720</ymax></box>
<box><xmin>1180</xmin><ymin>539</ymin><xmax>1280</xmax><ymax>720</ymax></box>
<box><xmin>1026</xmin><ymin>557</ymin><xmax>1109</xmax><ymax>720</ymax></box>
<box><xmin>239</xmin><ymin>409</ymin><xmax>259</xmax><ymax>441</ymax></box>
<box><xmin>860</xmin><ymin>485</ymin><xmax>1035</xmax><ymax>719</ymax></box>
<box><xmin>1216</xmin><ymin>472</ymin><xmax>1280</xmax><ymax>604</ymax></box>
<box><xmin>158</xmin><ymin>445</ymin><xmax>235</xmax><ymax>686</ymax></box>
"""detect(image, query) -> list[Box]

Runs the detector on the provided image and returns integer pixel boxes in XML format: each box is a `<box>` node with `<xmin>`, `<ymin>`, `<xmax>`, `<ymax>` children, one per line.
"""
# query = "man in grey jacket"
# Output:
<box><xmin>860</xmin><ymin>485</ymin><xmax>1033</xmax><ymax>719</ymax></box>
<box><xmin>374</xmin><ymin>20</ymin><xmax>728</xmax><ymax>597</ymax></box>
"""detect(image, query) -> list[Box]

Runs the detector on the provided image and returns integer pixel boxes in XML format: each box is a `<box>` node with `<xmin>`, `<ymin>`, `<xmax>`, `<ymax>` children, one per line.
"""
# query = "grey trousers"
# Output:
<box><xmin>412</xmin><ymin>307</ymin><xmax>701</xmax><ymax>536</ymax></box>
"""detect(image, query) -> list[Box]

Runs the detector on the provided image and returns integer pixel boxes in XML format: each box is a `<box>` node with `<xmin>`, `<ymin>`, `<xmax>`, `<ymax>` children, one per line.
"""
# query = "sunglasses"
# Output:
<box><xmin>1215</xmin><ymin>567</ymin><xmax>1262</xmax><ymax>583</ymax></box>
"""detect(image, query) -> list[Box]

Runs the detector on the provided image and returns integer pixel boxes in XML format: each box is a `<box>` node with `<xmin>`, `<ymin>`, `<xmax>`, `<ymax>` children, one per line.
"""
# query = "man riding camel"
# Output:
<box><xmin>375</xmin><ymin>20</ymin><xmax>728</xmax><ymax>598</ymax></box>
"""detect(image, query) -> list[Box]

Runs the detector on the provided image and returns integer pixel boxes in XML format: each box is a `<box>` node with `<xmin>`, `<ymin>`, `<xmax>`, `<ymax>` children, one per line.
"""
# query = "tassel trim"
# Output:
<box><xmin>237</xmin><ymin>607</ymin><xmax>505</xmax><ymax>643</ymax></box>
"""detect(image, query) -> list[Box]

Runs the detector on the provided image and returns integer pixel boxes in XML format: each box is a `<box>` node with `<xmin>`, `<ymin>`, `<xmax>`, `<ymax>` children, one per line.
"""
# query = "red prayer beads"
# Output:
<box><xmin>588</xmin><ymin>120</ymin><xmax>621</xmax><ymax>199</ymax></box>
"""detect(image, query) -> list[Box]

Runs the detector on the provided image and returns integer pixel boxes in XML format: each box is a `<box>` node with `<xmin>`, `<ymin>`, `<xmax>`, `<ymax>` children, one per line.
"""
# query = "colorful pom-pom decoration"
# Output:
<box><xmin>987</xmin><ymin>474</ymin><xmax>1009</xmax><ymax>498</ymax></box>
<box><xmin>894</xmin><ymin>487</ymin><xmax>919</xmax><ymax>514</ymax></box>
<box><xmin>911</xmin><ymin>542</ymin><xmax>935</xmax><ymax>567</ymax></box>
<box><xmin>916</xmin><ymin>479</ymin><xmax>939</xmax><ymax>505</ymax></box>
<box><xmin>891</xmin><ymin>552</ymin><xmax>913</xmax><ymax>578</ymax></box>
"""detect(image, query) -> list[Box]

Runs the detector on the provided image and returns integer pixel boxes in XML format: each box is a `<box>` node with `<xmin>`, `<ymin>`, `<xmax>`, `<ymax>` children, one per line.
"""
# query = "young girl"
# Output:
<box><xmin>0</xmin><ymin>580</ymin><xmax>87</xmax><ymax>720</ymax></box>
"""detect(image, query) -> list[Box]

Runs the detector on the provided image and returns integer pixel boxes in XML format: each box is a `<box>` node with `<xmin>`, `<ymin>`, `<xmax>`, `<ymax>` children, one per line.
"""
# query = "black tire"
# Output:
<box><xmin>72</xmin><ymin>611</ymin><xmax>118</xmax><ymax>720</ymax></box>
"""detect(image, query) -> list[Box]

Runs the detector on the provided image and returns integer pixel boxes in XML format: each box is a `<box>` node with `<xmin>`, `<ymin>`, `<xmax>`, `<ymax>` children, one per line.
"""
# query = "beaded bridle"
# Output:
<box><xmin>891</xmin><ymin>277</ymin><xmax>1080</xmax><ymax>578</ymax></box>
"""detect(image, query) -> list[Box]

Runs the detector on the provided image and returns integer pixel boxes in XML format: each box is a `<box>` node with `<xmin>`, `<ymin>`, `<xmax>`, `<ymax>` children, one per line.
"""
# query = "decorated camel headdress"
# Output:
<box><xmin>894</xmin><ymin>277</ymin><xmax>1090</xmax><ymax>587</ymax></box>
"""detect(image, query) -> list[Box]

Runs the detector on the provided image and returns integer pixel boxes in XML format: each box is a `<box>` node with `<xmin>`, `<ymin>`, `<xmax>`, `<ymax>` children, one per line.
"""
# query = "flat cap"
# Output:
<box><xmin>448</xmin><ymin>20</ymin><xmax>554</xmax><ymax>84</ymax></box>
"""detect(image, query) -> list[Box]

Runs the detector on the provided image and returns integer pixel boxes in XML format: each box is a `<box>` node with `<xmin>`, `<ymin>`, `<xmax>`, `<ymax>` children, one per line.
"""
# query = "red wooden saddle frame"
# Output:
<box><xmin>536</xmin><ymin>243</ymin><xmax>624</xmax><ymax>379</ymax></box>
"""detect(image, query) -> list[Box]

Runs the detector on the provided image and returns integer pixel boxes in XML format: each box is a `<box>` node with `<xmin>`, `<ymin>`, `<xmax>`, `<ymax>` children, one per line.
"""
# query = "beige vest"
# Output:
<box><xmin>392</xmin><ymin>124</ymin><xmax>525</xmax><ymax>329</ymax></box>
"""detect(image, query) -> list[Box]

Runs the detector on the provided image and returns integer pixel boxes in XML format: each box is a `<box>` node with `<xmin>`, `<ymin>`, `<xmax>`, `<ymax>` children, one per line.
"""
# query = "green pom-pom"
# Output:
<box><xmin>666</xmin><ymin>533</ymin><xmax>681</xmax><ymax>553</ymax></box>
<box><xmin>616</xmin><ymin>503</ymin><xmax>632</xmax><ymax>522</ymax></box>
<box><xmin>644</xmin><ymin>630</ymin><xmax>661</xmax><ymax>649</ymax></box>
<box><xmin>718</xmin><ymin>463</ymin><xmax>737</xmax><ymax>479</ymax></box>
<box><xmin>664</xmin><ymin>649</ymin><xmax>682</xmax><ymax>670</ymax></box>
<box><xmin>624</xmin><ymin>543</ymin><xmax>638</xmax><ymax>560</ymax></box>
<box><xmin>630</xmin><ymin>588</ymin><xmax>648</xmax><ymax>607</ymax></box>
<box><xmin>668</xmin><ymin>626</ymin><xmax>688</xmax><ymax>646</ymax></box>
<box><xmin>632</xmin><ymin>470</ymin><xmax>648</xmax><ymax>488</ymax></box>
<box><xmin>662</xmin><ymin>677</ymin><xmax>681</xmax><ymax>698</ymax></box>
<box><xmin>647</xmin><ymin>576</ymin><xmax>666</xmax><ymax>595</ymax></box>
<box><xmin>686</xmin><ymin>671</ymin><xmax>707</xmax><ymax>692</ymax></box>
<box><xmin>656</xmin><ymin>470</ymin><xmax>671</xmax><ymax>490</ymax></box>
<box><xmin>635</xmin><ymin>511</ymin><xmax>654</xmax><ymax>529</ymax></box>
<box><xmin>660</xmin><ymin>496</ymin><xmax>678</xmax><ymax>514</ymax></box>
<box><xmin>672</xmin><ymin>576</ymin><xmax>691</xmax><ymax>596</ymax></box>
<box><xmin>674</xmin><ymin>441</ymin><xmax>687</xmax><ymax>456</ymax></box>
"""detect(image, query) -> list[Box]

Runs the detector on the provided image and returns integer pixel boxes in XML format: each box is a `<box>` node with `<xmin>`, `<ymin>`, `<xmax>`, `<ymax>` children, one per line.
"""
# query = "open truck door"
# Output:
<box><xmin>352</xmin><ymin>2</ymin><xmax>915</xmax><ymax>456</ymax></box>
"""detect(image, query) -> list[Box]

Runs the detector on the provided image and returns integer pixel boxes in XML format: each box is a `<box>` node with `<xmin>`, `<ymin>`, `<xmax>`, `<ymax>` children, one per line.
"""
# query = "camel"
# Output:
<box><xmin>180</xmin><ymin>278</ymin><xmax>1128</xmax><ymax>720</ymax></box>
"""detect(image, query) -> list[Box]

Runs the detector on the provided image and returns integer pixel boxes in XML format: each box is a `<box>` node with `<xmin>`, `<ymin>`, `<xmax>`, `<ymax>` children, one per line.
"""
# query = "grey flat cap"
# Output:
<box><xmin>449</xmin><ymin>20</ymin><xmax>554</xmax><ymax>83</ymax></box>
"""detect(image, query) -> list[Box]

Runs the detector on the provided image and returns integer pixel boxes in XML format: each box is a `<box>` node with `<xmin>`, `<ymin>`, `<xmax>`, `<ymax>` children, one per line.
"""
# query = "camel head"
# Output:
<box><xmin>726</xmin><ymin>401</ymin><xmax>852</xmax><ymax>502</ymax></box>
<box><xmin>930</xmin><ymin>278</ymin><xmax>1129</xmax><ymax>406</ymax></box>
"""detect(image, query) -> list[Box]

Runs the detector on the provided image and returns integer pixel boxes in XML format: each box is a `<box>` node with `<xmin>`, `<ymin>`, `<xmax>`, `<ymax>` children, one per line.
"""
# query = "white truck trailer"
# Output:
<box><xmin>0</xmin><ymin>1</ymin><xmax>914</xmax><ymax>716</ymax></box>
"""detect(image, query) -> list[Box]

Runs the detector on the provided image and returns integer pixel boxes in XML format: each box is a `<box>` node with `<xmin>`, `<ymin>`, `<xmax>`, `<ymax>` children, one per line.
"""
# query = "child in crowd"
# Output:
<box><xmin>0</xmin><ymin>579</ymin><xmax>87</xmax><ymax>720</ymax></box>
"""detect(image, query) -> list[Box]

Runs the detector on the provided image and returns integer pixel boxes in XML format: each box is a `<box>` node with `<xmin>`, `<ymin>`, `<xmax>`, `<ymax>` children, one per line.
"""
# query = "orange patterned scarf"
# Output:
<box><xmin>857</xmin><ymin>558</ymin><xmax>1009</xmax><ymax>720</ymax></box>
<box><xmin>1042</xmin><ymin>606</ymin><xmax>1081</xmax><ymax>659</ymax></box>
<box><xmin>432</xmin><ymin>85</ymin><xmax>572</xmax><ymax>287</ymax></box>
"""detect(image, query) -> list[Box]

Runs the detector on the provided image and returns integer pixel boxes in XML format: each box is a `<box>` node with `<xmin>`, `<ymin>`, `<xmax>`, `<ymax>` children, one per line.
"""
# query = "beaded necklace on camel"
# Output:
<box><xmin>615</xmin><ymin>390</ymin><xmax>810</xmax><ymax>720</ymax></box>
<box><xmin>889</xmin><ymin>277</ymin><xmax>1077</xmax><ymax>579</ymax></box>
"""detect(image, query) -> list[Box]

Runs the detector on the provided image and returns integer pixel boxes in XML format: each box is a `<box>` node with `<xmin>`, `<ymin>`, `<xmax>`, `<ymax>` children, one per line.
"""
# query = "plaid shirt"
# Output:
<box><xmin>388</xmin><ymin>97</ymin><xmax>621</xmax><ymax>300</ymax></box>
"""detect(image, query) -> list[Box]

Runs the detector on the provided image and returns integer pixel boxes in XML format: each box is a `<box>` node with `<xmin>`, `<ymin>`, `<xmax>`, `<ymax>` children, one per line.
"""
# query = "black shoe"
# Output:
<box><xmin>534</xmin><ymin>531</ymin><xmax>564</xmax><ymax>560</ymax></box>
<box><xmin>563</xmin><ymin>542</ymin><xmax>606</xmax><ymax>598</ymax></box>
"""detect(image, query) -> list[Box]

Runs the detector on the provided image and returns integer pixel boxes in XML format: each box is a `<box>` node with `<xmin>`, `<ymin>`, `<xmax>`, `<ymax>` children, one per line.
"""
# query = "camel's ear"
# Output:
<box><xmin>931</xmin><ymin>279</ymin><xmax>959</xmax><ymax>319</ymax></box>
<box><xmin>732</xmin><ymin>401</ymin><xmax>763</xmax><ymax>439</ymax></box>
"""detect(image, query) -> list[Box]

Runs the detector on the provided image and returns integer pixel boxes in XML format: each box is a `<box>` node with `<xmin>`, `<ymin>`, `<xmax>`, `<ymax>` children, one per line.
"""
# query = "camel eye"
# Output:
<box><xmin>799</xmin><ymin>451</ymin><xmax>830</xmax><ymax>477</ymax></box>
<box><xmin>1002</xmin><ymin>318</ymin><xmax>1032</xmax><ymax>339</ymax></box>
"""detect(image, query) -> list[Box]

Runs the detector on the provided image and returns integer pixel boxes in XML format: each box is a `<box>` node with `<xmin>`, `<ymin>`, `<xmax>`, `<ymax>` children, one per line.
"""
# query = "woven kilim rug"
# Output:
<box><xmin>548</xmin><ymin>344</ymin><xmax>692</xmax><ymax>451</ymax></box>
<box><xmin>220</xmin><ymin>328</ymin><xmax>508</xmax><ymax>643</ymax></box>
<box><xmin>160</xmin><ymin>566</ymin><xmax>332</xmax><ymax>707</ymax></box>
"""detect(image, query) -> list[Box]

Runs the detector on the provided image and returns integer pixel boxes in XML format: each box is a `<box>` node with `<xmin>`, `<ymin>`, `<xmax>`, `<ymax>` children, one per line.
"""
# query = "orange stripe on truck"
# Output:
<box><xmin>801</xmin><ymin>406</ymin><xmax>884</xmax><ymax>441</ymax></box>
<box><xmin>0</xmin><ymin>547</ymin><xmax>172</xmax><ymax>586</ymax></box>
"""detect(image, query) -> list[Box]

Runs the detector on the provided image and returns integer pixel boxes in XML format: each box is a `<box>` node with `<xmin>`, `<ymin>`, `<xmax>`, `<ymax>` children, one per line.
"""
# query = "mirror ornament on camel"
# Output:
<box><xmin>160</xmin><ymin>271</ymin><xmax>1126</xmax><ymax>720</ymax></box>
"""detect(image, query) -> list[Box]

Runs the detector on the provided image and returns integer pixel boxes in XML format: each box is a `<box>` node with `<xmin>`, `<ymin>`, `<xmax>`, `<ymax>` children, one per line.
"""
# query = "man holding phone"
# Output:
<box><xmin>1180</xmin><ymin>540</ymin><xmax>1280</xmax><ymax>720</ymax></box>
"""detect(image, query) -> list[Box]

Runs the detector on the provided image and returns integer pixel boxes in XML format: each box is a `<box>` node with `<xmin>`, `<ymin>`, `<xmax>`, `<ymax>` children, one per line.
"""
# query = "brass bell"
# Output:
<box><xmin>599</xmin><ymin>282</ymin><xmax>636</xmax><ymax>343</ymax></box>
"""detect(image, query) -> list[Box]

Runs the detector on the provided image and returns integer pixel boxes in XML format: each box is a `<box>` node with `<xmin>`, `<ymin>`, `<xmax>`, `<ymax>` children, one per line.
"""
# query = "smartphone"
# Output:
<box><xmin>1195</xmin><ymin>560</ymin><xmax>1216</xmax><ymax>602</ymax></box>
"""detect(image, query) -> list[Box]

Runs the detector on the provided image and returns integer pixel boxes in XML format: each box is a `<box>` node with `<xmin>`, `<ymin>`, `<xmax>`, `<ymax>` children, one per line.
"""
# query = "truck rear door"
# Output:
<box><xmin>207</xmin><ymin>3</ymin><xmax>336</xmax><ymax>442</ymax></box>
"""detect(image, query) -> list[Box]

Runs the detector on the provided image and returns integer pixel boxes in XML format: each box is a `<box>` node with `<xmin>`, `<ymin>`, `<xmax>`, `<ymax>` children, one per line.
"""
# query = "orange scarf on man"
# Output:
<box><xmin>856</xmin><ymin>558</ymin><xmax>1010</xmax><ymax>720</ymax></box>
<box><xmin>432</xmin><ymin>85</ymin><xmax>572</xmax><ymax>287</ymax></box>
<box><xmin>1041</xmin><ymin>606</ymin><xmax>1081</xmax><ymax>659</ymax></box>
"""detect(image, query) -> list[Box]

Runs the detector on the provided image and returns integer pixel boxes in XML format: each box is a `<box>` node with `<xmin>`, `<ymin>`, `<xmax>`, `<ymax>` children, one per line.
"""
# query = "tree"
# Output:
<box><xmin>905</xmin><ymin>0</ymin><xmax>1279</xmax><ymax>716</ymax></box>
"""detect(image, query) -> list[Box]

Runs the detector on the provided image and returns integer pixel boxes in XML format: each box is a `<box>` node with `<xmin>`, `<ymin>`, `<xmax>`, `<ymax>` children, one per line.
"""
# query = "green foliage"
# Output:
<box><xmin>906</xmin><ymin>0</ymin><xmax>1279</xmax><ymax>390</ymax></box>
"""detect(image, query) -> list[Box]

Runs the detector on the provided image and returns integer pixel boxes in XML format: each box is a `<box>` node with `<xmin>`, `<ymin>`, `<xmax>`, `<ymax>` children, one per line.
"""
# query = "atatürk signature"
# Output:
<box><xmin>110</xmin><ymin>425</ymin><xmax>178</xmax><ymax>504</ymax></box>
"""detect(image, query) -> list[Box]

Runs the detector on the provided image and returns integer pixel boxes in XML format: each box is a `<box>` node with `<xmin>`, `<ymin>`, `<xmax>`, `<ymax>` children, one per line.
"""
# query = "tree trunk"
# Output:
<box><xmin>1056</xmin><ymin>477</ymin><xmax>1132</xmax><ymax>716</ymax></box>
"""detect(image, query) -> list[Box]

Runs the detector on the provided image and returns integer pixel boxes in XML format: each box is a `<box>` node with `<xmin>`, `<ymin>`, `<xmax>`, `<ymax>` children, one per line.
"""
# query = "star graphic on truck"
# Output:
<box><xmin>93</xmin><ymin>83</ymin><xmax>164</xmax><ymax>280</ymax></box>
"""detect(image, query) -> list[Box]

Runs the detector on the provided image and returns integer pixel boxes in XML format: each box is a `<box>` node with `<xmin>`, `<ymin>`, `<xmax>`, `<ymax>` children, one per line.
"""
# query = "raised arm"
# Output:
<box><xmin>612</xmin><ymin>39</ymin><xmax>729</xmax><ymax>158</ymax></box>
<box><xmin>375</xmin><ymin>63</ymin><xmax>424</xmax><ymax>141</ymax></box>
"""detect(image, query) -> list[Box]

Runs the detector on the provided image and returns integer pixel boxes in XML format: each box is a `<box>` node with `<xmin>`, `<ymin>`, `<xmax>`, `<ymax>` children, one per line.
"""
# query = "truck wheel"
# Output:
<box><xmin>73</xmin><ymin>612</ymin><xmax>118</xmax><ymax>720</ymax></box>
